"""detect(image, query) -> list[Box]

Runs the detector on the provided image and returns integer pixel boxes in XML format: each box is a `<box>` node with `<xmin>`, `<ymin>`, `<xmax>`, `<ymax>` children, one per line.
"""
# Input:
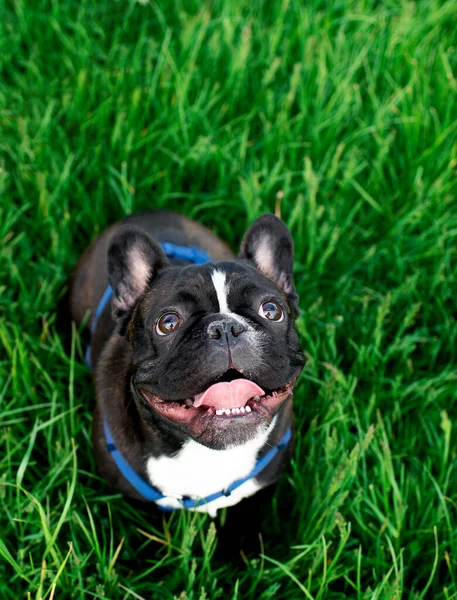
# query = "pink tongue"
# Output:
<box><xmin>193</xmin><ymin>380</ymin><xmax>265</xmax><ymax>409</ymax></box>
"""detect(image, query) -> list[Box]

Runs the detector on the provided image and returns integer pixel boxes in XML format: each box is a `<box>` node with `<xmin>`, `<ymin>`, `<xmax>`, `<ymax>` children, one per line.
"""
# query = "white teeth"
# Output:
<box><xmin>214</xmin><ymin>406</ymin><xmax>252</xmax><ymax>415</ymax></box>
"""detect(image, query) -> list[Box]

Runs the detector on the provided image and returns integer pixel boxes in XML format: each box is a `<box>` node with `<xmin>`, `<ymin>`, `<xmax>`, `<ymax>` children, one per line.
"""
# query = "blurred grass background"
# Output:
<box><xmin>1</xmin><ymin>0</ymin><xmax>457</xmax><ymax>597</ymax></box>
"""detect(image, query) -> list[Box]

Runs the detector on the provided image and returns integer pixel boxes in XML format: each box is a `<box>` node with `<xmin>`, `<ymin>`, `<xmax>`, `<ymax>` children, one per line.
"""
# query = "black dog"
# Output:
<box><xmin>69</xmin><ymin>211</ymin><xmax>304</xmax><ymax>517</ymax></box>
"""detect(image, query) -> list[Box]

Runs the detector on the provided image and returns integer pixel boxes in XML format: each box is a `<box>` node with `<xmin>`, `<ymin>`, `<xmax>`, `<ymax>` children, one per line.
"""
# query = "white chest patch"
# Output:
<box><xmin>146</xmin><ymin>417</ymin><xmax>277</xmax><ymax>517</ymax></box>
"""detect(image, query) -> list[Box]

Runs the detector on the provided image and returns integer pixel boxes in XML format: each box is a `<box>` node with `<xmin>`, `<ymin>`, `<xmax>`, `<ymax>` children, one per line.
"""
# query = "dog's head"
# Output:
<box><xmin>107</xmin><ymin>215</ymin><xmax>304</xmax><ymax>449</ymax></box>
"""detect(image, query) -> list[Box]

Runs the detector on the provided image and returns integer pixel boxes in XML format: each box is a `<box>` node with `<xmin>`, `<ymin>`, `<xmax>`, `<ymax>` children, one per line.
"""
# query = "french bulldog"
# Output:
<box><xmin>68</xmin><ymin>210</ymin><xmax>304</xmax><ymax>517</ymax></box>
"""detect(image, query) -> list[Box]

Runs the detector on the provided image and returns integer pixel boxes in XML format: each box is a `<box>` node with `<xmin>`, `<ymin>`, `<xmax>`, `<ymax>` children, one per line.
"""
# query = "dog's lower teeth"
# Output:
<box><xmin>214</xmin><ymin>406</ymin><xmax>251</xmax><ymax>415</ymax></box>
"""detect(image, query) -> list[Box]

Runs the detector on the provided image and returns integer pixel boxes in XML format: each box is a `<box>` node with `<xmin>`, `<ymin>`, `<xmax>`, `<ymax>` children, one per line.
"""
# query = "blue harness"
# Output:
<box><xmin>87</xmin><ymin>241</ymin><xmax>292</xmax><ymax>511</ymax></box>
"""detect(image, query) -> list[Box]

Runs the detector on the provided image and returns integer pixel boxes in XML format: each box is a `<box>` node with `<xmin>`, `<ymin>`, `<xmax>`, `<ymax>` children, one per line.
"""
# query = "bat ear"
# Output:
<box><xmin>107</xmin><ymin>226</ymin><xmax>169</xmax><ymax>322</ymax></box>
<box><xmin>239</xmin><ymin>214</ymin><xmax>299</xmax><ymax>315</ymax></box>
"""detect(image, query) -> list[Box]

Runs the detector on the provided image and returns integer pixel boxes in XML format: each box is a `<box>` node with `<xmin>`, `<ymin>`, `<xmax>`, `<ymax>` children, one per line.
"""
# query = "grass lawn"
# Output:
<box><xmin>1</xmin><ymin>0</ymin><xmax>457</xmax><ymax>597</ymax></box>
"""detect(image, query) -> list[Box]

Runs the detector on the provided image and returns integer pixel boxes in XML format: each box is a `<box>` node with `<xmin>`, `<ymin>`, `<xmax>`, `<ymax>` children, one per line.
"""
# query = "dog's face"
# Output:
<box><xmin>107</xmin><ymin>215</ymin><xmax>304</xmax><ymax>449</ymax></box>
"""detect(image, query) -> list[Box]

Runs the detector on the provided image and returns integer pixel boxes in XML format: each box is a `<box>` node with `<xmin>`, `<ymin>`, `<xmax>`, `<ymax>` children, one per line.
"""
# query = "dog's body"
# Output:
<box><xmin>69</xmin><ymin>211</ymin><xmax>303</xmax><ymax>516</ymax></box>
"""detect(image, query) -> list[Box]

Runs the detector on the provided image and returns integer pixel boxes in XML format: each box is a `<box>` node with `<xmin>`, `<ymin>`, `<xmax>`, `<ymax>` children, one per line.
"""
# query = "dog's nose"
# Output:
<box><xmin>207</xmin><ymin>318</ymin><xmax>245</xmax><ymax>341</ymax></box>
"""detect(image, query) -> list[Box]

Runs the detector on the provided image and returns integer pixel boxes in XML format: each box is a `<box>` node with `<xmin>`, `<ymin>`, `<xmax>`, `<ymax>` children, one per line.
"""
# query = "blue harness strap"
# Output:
<box><xmin>86</xmin><ymin>239</ymin><xmax>292</xmax><ymax>511</ymax></box>
<box><xmin>104</xmin><ymin>419</ymin><xmax>292</xmax><ymax>511</ymax></box>
<box><xmin>104</xmin><ymin>420</ymin><xmax>164</xmax><ymax>502</ymax></box>
<box><xmin>159</xmin><ymin>242</ymin><xmax>211</xmax><ymax>265</ymax></box>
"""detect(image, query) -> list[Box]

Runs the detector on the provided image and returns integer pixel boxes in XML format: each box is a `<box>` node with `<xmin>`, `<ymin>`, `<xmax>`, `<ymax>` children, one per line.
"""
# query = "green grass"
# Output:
<box><xmin>1</xmin><ymin>0</ymin><xmax>457</xmax><ymax>597</ymax></box>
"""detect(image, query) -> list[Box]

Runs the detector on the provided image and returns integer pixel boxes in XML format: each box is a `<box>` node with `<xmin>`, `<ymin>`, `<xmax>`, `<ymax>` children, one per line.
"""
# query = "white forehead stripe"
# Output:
<box><xmin>210</xmin><ymin>268</ymin><xmax>266</xmax><ymax>344</ymax></box>
<box><xmin>211</xmin><ymin>269</ymin><xmax>230</xmax><ymax>313</ymax></box>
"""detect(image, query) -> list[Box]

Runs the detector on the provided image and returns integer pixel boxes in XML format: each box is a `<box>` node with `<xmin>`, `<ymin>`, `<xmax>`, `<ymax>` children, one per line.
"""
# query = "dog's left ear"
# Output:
<box><xmin>239</xmin><ymin>214</ymin><xmax>299</xmax><ymax>315</ymax></box>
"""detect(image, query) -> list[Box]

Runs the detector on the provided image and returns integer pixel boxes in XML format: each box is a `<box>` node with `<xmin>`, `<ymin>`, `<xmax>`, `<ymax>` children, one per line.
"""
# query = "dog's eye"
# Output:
<box><xmin>259</xmin><ymin>301</ymin><xmax>283</xmax><ymax>322</ymax></box>
<box><xmin>156</xmin><ymin>312</ymin><xmax>182</xmax><ymax>335</ymax></box>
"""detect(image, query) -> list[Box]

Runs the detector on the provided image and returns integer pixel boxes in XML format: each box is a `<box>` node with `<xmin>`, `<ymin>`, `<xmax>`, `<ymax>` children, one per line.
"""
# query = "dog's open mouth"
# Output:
<box><xmin>139</xmin><ymin>369</ymin><xmax>294</xmax><ymax>422</ymax></box>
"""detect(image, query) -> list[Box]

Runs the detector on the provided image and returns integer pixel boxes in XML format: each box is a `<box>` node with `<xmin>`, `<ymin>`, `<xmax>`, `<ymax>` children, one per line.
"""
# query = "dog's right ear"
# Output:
<box><xmin>107</xmin><ymin>226</ymin><xmax>169</xmax><ymax>322</ymax></box>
